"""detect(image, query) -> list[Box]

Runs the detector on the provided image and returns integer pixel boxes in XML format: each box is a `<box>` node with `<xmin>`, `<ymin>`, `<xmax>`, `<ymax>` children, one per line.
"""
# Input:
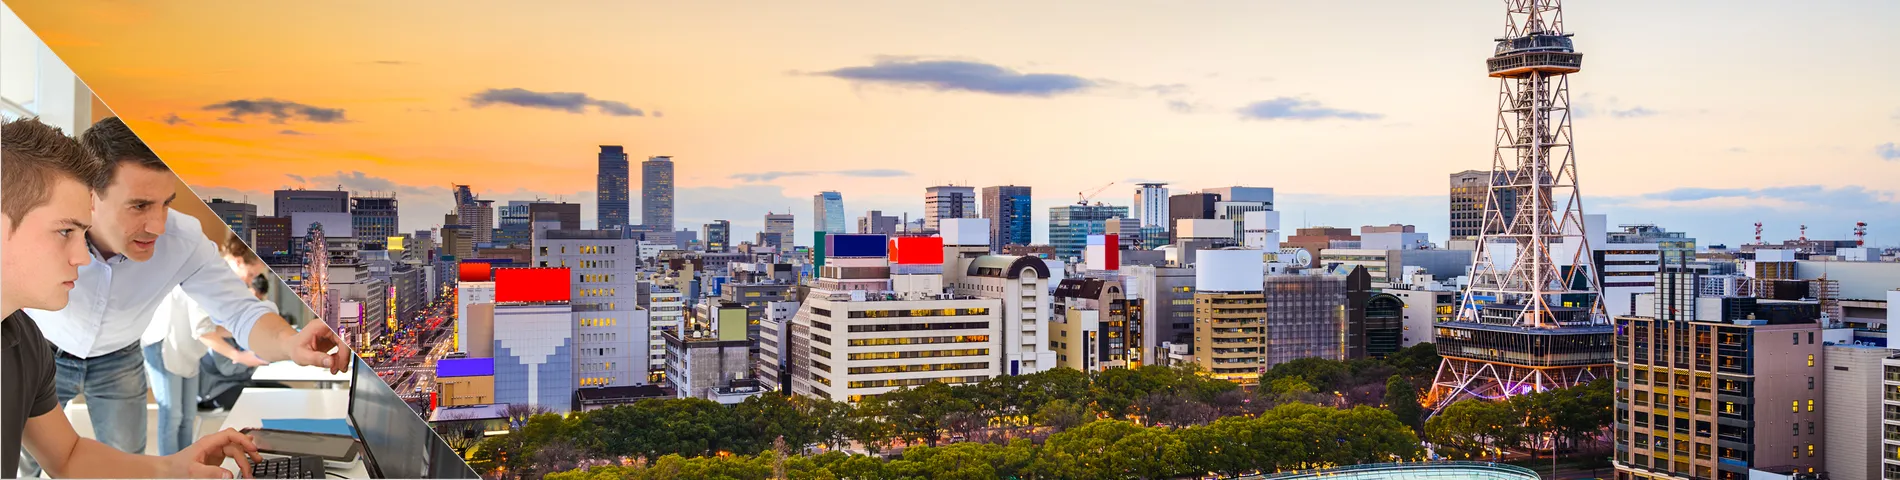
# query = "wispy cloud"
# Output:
<box><xmin>1612</xmin><ymin>106</ymin><xmax>1658</xmax><ymax>118</ymax></box>
<box><xmin>1629</xmin><ymin>185</ymin><xmax>1893</xmax><ymax>207</ymax></box>
<box><xmin>284</xmin><ymin>174</ymin><xmax>306</xmax><ymax>185</ymax></box>
<box><xmin>1237</xmin><ymin>97</ymin><xmax>1381</xmax><ymax>121</ymax></box>
<box><xmin>279</xmin><ymin>130</ymin><xmax>305</xmax><ymax>135</ymax></box>
<box><xmin>729</xmin><ymin>169</ymin><xmax>912</xmax><ymax>183</ymax></box>
<box><xmin>466</xmin><ymin>88</ymin><xmax>647</xmax><ymax>116</ymax></box>
<box><xmin>203</xmin><ymin>98</ymin><xmax>348</xmax><ymax>124</ymax></box>
<box><xmin>1878</xmin><ymin>142</ymin><xmax>1899</xmax><ymax>161</ymax></box>
<box><xmin>1167</xmin><ymin>100</ymin><xmax>1205</xmax><ymax>114</ymax></box>
<box><xmin>160</xmin><ymin>113</ymin><xmax>194</xmax><ymax>126</ymax></box>
<box><xmin>366</xmin><ymin>60</ymin><xmax>411</xmax><ymax>66</ymax></box>
<box><xmin>813</xmin><ymin>58</ymin><xmax>1094</xmax><ymax>97</ymax></box>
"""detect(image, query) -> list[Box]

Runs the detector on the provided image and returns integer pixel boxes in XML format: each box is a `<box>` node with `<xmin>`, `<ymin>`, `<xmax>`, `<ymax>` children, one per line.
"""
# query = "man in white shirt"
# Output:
<box><xmin>19</xmin><ymin>117</ymin><xmax>350</xmax><ymax>475</ymax></box>
<box><xmin>4</xmin><ymin>116</ymin><xmax>265</xmax><ymax>479</ymax></box>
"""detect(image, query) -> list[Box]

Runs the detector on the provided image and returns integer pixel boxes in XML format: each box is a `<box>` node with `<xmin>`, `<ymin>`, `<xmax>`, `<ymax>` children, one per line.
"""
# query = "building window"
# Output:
<box><xmin>1807</xmin><ymin>354</ymin><xmax>1814</xmax><ymax>367</ymax></box>
<box><xmin>1806</xmin><ymin>399</ymin><xmax>1814</xmax><ymax>412</ymax></box>
<box><xmin>1808</xmin><ymin>377</ymin><xmax>1814</xmax><ymax>389</ymax></box>
<box><xmin>1806</xmin><ymin>332</ymin><xmax>1813</xmax><ymax>344</ymax></box>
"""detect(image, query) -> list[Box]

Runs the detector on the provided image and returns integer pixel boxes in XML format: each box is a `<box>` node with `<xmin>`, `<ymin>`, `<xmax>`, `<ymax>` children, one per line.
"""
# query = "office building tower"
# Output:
<box><xmin>756</xmin><ymin>300</ymin><xmax>801</xmax><ymax>392</ymax></box>
<box><xmin>1449</xmin><ymin>169</ymin><xmax>1517</xmax><ymax>240</ymax></box>
<box><xmin>859</xmin><ymin>210</ymin><xmax>900</xmax><ymax>236</ymax></box>
<box><xmin>1049</xmin><ymin>204</ymin><xmax>1130</xmax><ymax>261</ymax></box>
<box><xmin>253</xmin><ymin>216</ymin><xmax>292</xmax><ymax>258</ymax></box>
<box><xmin>1612</xmin><ymin>298</ymin><xmax>1827</xmax><ymax>480</ymax></box>
<box><xmin>1052</xmin><ymin>277</ymin><xmax>1141</xmax><ymax>371</ymax></box>
<box><xmin>274</xmin><ymin>189</ymin><xmax>349</xmax><ymax>217</ymax></box>
<box><xmin>945</xmin><ymin>223</ymin><xmax>1058</xmax><ymax>376</ymax></box>
<box><xmin>1134</xmin><ymin>183</ymin><xmax>1170</xmax><ymax>229</ymax></box>
<box><xmin>1882</xmin><ymin>353</ymin><xmax>1900</xmax><ymax>480</ymax></box>
<box><xmin>1204</xmin><ymin>187</ymin><xmax>1275</xmax><ymax>242</ymax></box>
<box><xmin>814</xmin><ymin>191</ymin><xmax>846</xmax><ymax>234</ymax></box>
<box><xmin>983</xmin><ymin>185</ymin><xmax>1033</xmax><ymax>252</ymax></box>
<box><xmin>493</xmin><ymin>291</ymin><xmax>576</xmax><ymax>411</ymax></box>
<box><xmin>703</xmin><ymin>220</ymin><xmax>731</xmax><ymax>252</ymax></box>
<box><xmin>598</xmin><ymin>146</ymin><xmax>631</xmax><ymax>234</ymax></box>
<box><xmin>351</xmin><ymin>194</ymin><xmax>398</xmax><ymax>250</ymax></box>
<box><xmin>763</xmin><ymin>213</ymin><xmax>794</xmax><ymax>252</ymax></box>
<box><xmin>788</xmin><ymin>234</ymin><xmax>1004</xmax><ymax>403</ymax></box>
<box><xmin>1168</xmin><ymin>192</ymin><xmax>1220</xmax><ymax>232</ymax></box>
<box><xmin>502</xmin><ymin>201</ymin><xmax>585</xmax><ymax>247</ymax></box>
<box><xmin>1611</xmin><ymin>224</ymin><xmax>1698</xmax><ymax>267</ymax></box>
<box><xmin>534</xmin><ymin>225</ymin><xmax>648</xmax><ymax>388</ymax></box>
<box><xmin>1193</xmin><ymin>249</ymin><xmax>1269</xmax><ymax>383</ymax></box>
<box><xmin>642</xmin><ymin>155</ymin><xmax>675</xmax><ymax>244</ymax></box>
<box><xmin>1123</xmin><ymin>265</ymin><xmax>1197</xmax><ymax>360</ymax></box>
<box><xmin>1823</xmin><ymin>343</ymin><xmax>1884</xmax><ymax>480</ymax></box>
<box><xmin>925</xmin><ymin>185</ymin><xmax>977</xmax><ymax>232</ymax></box>
<box><xmin>206</xmin><ymin>198</ymin><xmax>257</xmax><ymax>242</ymax></box>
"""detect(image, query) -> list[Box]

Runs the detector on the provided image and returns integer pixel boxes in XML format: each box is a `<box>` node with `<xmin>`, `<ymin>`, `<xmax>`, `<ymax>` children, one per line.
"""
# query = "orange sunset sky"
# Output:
<box><xmin>8</xmin><ymin>0</ymin><xmax>1899</xmax><ymax>245</ymax></box>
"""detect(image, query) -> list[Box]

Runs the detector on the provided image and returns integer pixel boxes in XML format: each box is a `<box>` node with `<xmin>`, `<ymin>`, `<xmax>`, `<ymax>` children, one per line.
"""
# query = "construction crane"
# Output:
<box><xmin>1077</xmin><ymin>181</ymin><xmax>1116</xmax><ymax>206</ymax></box>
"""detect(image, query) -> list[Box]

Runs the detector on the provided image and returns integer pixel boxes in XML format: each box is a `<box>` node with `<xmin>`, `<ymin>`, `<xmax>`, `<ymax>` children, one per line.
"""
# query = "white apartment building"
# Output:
<box><xmin>535</xmin><ymin>226</ymin><xmax>649</xmax><ymax>387</ymax></box>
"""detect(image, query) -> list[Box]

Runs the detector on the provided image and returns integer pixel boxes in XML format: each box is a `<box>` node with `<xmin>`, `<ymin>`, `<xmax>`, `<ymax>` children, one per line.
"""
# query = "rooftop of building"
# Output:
<box><xmin>574</xmin><ymin>384</ymin><xmax>673</xmax><ymax>403</ymax></box>
<box><xmin>427</xmin><ymin>404</ymin><xmax>509</xmax><ymax>422</ymax></box>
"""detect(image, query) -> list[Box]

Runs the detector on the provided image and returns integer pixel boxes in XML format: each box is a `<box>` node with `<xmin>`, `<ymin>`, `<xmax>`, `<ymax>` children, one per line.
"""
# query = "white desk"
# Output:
<box><xmin>218</xmin><ymin>388</ymin><xmax>371</xmax><ymax>478</ymax></box>
<box><xmin>252</xmin><ymin>361</ymin><xmax>351</xmax><ymax>388</ymax></box>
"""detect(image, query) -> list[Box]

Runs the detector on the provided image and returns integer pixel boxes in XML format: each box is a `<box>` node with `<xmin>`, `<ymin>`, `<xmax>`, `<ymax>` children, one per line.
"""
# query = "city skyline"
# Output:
<box><xmin>7</xmin><ymin>0</ymin><xmax>1898</xmax><ymax>246</ymax></box>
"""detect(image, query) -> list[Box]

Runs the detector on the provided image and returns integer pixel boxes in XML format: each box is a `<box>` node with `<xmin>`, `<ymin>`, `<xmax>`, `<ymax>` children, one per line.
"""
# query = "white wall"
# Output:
<box><xmin>0</xmin><ymin>2</ymin><xmax>90</xmax><ymax>131</ymax></box>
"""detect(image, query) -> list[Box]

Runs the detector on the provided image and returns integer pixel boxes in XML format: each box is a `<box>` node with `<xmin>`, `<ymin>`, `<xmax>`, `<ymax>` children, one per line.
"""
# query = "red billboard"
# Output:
<box><xmin>457</xmin><ymin>262</ymin><xmax>492</xmax><ymax>282</ymax></box>
<box><xmin>890</xmin><ymin>236</ymin><xmax>944</xmax><ymax>265</ymax></box>
<box><xmin>493</xmin><ymin>267</ymin><xmax>571</xmax><ymax>303</ymax></box>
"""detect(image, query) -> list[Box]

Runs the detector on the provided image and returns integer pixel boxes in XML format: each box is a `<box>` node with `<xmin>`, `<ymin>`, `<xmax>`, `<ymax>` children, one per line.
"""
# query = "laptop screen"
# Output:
<box><xmin>349</xmin><ymin>356</ymin><xmax>429</xmax><ymax>479</ymax></box>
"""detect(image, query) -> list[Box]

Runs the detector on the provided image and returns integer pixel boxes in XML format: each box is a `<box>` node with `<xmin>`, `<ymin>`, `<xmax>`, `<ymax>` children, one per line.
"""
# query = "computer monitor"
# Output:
<box><xmin>349</xmin><ymin>356</ymin><xmax>430</xmax><ymax>479</ymax></box>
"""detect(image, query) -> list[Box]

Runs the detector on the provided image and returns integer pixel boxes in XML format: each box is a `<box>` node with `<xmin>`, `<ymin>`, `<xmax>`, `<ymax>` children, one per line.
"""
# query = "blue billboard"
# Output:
<box><xmin>826</xmin><ymin>234</ymin><xmax>888</xmax><ymax>258</ymax></box>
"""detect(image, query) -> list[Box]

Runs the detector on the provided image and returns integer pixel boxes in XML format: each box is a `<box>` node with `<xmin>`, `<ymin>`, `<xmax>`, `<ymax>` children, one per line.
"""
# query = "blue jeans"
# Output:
<box><xmin>142</xmin><ymin>343</ymin><xmax>200</xmax><ymax>456</ymax></box>
<box><xmin>17</xmin><ymin>343</ymin><xmax>149</xmax><ymax>477</ymax></box>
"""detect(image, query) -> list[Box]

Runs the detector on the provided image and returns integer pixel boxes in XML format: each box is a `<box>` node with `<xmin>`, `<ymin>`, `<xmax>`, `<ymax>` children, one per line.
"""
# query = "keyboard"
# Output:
<box><xmin>251</xmin><ymin>455</ymin><xmax>325</xmax><ymax>479</ymax></box>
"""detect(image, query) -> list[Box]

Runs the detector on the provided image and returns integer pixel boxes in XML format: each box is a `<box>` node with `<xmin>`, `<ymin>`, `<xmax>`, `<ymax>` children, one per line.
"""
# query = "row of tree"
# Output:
<box><xmin>544</xmin><ymin>403</ymin><xmax>1424</xmax><ymax>480</ymax></box>
<box><xmin>469</xmin><ymin>344</ymin><xmax>1450</xmax><ymax>479</ymax></box>
<box><xmin>1423</xmin><ymin>379</ymin><xmax>1614</xmax><ymax>459</ymax></box>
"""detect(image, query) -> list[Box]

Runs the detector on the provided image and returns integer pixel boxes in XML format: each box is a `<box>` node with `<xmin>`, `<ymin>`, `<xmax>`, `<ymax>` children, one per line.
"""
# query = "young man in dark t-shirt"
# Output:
<box><xmin>2</xmin><ymin>117</ymin><xmax>264</xmax><ymax>478</ymax></box>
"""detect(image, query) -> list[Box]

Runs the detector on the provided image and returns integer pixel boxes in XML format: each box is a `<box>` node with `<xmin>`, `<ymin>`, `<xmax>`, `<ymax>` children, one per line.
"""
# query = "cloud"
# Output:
<box><xmin>1630</xmin><ymin>185</ymin><xmax>1894</xmax><ymax>207</ymax></box>
<box><xmin>729</xmin><ymin>169</ymin><xmax>912</xmax><ymax>183</ymax></box>
<box><xmin>813</xmin><ymin>58</ymin><xmax>1094</xmax><ymax>97</ymax></box>
<box><xmin>160</xmin><ymin>113</ymin><xmax>194</xmax><ymax>126</ymax></box>
<box><xmin>284</xmin><ymin>174</ymin><xmax>306</xmax><ymax>185</ymax></box>
<box><xmin>1167</xmin><ymin>100</ymin><xmax>1204</xmax><ymax>114</ymax></box>
<box><xmin>1878</xmin><ymin>142</ymin><xmax>1899</xmax><ymax>161</ymax></box>
<box><xmin>466</xmin><ymin>88</ymin><xmax>647</xmax><ymax>116</ymax></box>
<box><xmin>367</xmin><ymin>60</ymin><xmax>411</xmax><ymax>65</ymax></box>
<box><xmin>279</xmin><ymin>130</ymin><xmax>305</xmax><ymax>135</ymax></box>
<box><xmin>654</xmin><ymin>111</ymin><xmax>664</xmax><ymax>118</ymax></box>
<box><xmin>1237</xmin><ymin>97</ymin><xmax>1382</xmax><ymax>121</ymax></box>
<box><xmin>203</xmin><ymin>98</ymin><xmax>348</xmax><ymax>124</ymax></box>
<box><xmin>1611</xmin><ymin>106</ymin><xmax>1658</xmax><ymax>118</ymax></box>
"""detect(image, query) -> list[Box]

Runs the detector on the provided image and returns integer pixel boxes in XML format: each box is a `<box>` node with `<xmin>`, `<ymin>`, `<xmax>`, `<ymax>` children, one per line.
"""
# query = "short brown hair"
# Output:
<box><xmin>79</xmin><ymin>116</ymin><xmax>167</xmax><ymax>192</ymax></box>
<box><xmin>2</xmin><ymin>117</ymin><xmax>105</xmax><ymax>231</ymax></box>
<box><xmin>221</xmin><ymin>230</ymin><xmax>259</xmax><ymax>263</ymax></box>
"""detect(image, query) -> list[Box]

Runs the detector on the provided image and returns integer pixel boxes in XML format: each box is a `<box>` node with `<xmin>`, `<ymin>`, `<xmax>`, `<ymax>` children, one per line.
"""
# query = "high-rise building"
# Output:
<box><xmin>762</xmin><ymin>213</ymin><xmax>795</xmax><ymax>252</ymax></box>
<box><xmin>948</xmin><ymin>248</ymin><xmax>1058</xmax><ymax>376</ymax></box>
<box><xmin>982</xmin><ymin>185</ymin><xmax>1033</xmax><ymax>252</ymax></box>
<box><xmin>1822</xmin><ymin>343</ymin><xmax>1885</xmax><ymax>480</ymax></box>
<box><xmin>703</xmin><ymin>220</ymin><xmax>731</xmax><ymax>252</ymax></box>
<box><xmin>451</xmin><ymin>185</ymin><xmax>495</xmax><ymax>245</ymax></box>
<box><xmin>1168</xmin><ymin>192</ymin><xmax>1220</xmax><ymax>231</ymax></box>
<box><xmin>1134</xmin><ymin>183</ymin><xmax>1170</xmax><ymax>229</ymax></box>
<box><xmin>814</xmin><ymin>191</ymin><xmax>846</xmax><ymax>234</ymax></box>
<box><xmin>1051</xmin><ymin>277</ymin><xmax>1141</xmax><ymax>371</ymax></box>
<box><xmin>597</xmin><ymin>146</ymin><xmax>631</xmax><ymax>234</ymax></box>
<box><xmin>1881</xmin><ymin>351</ymin><xmax>1900</xmax><ymax>480</ymax></box>
<box><xmin>925</xmin><ymin>185</ymin><xmax>977</xmax><ymax>232</ymax></box>
<box><xmin>1610</xmin><ymin>224</ymin><xmax>1698</xmax><ymax>267</ymax></box>
<box><xmin>206</xmin><ymin>198</ymin><xmax>258</xmax><ymax>242</ymax></box>
<box><xmin>499</xmin><ymin>201</ymin><xmax>583</xmax><ymax>247</ymax></box>
<box><xmin>642</xmin><ymin>155</ymin><xmax>675</xmax><ymax>244</ymax></box>
<box><xmin>665</xmin><ymin>302</ymin><xmax>764</xmax><ymax>404</ymax></box>
<box><xmin>859</xmin><ymin>210</ymin><xmax>900</xmax><ymax>236</ymax></box>
<box><xmin>1612</xmin><ymin>296</ymin><xmax>1828</xmax><ymax>480</ymax></box>
<box><xmin>252</xmin><ymin>216</ymin><xmax>292</xmax><ymax>258</ymax></box>
<box><xmin>1123</xmin><ymin>265</ymin><xmax>1197</xmax><ymax>361</ymax></box>
<box><xmin>533</xmin><ymin>226</ymin><xmax>648</xmax><ymax>389</ymax></box>
<box><xmin>273</xmin><ymin>189</ymin><xmax>349</xmax><ymax>215</ymax></box>
<box><xmin>1049</xmin><ymin>204</ymin><xmax>1130</xmax><ymax>261</ymax></box>
<box><xmin>1448</xmin><ymin>170</ymin><xmax>1515</xmax><ymax>240</ymax></box>
<box><xmin>1202</xmin><ymin>186</ymin><xmax>1273</xmax><ymax>208</ymax></box>
<box><xmin>351</xmin><ymin>194</ymin><xmax>398</xmax><ymax>250</ymax></box>
<box><xmin>788</xmin><ymin>235</ymin><xmax>1004</xmax><ymax>403</ymax></box>
<box><xmin>494</xmin><ymin>299</ymin><xmax>576</xmax><ymax>413</ymax></box>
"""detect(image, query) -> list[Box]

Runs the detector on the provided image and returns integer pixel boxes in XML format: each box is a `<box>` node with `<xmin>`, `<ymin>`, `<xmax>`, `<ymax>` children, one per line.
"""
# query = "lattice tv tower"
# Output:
<box><xmin>1428</xmin><ymin>0</ymin><xmax>1614</xmax><ymax>411</ymax></box>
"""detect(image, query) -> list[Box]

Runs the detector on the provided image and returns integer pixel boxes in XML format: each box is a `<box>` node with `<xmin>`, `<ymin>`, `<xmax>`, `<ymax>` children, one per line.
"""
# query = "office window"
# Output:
<box><xmin>1807</xmin><ymin>444</ymin><xmax>1814</xmax><ymax>457</ymax></box>
<box><xmin>1792</xmin><ymin>401</ymin><xmax>1799</xmax><ymax>413</ymax></box>
<box><xmin>1807</xmin><ymin>422</ymin><xmax>1813</xmax><ymax>435</ymax></box>
<box><xmin>1793</xmin><ymin>333</ymin><xmax>1799</xmax><ymax>345</ymax></box>
<box><xmin>1806</xmin><ymin>399</ymin><xmax>1814</xmax><ymax>412</ymax></box>
<box><xmin>1807</xmin><ymin>354</ymin><xmax>1814</xmax><ymax>367</ymax></box>
<box><xmin>1807</xmin><ymin>332</ymin><xmax>1813</xmax><ymax>344</ymax></box>
<box><xmin>1793</xmin><ymin>423</ymin><xmax>1799</xmax><ymax>436</ymax></box>
<box><xmin>1808</xmin><ymin>377</ymin><xmax>1814</xmax><ymax>389</ymax></box>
